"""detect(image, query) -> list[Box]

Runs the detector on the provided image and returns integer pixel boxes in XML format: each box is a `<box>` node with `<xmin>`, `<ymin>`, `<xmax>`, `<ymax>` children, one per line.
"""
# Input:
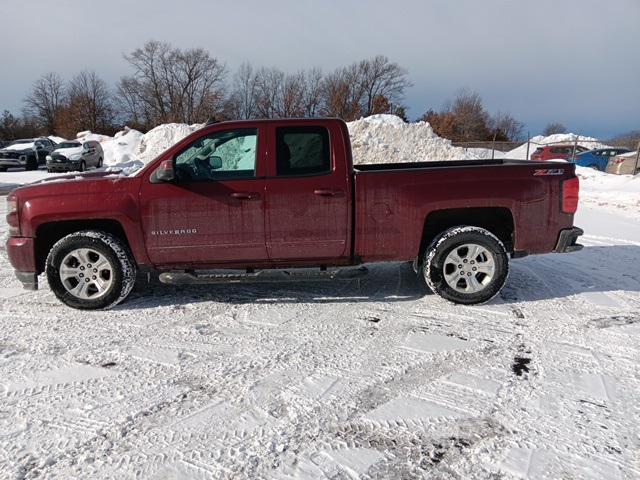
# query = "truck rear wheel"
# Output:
<box><xmin>46</xmin><ymin>231</ymin><xmax>136</xmax><ymax>310</ymax></box>
<box><xmin>424</xmin><ymin>226</ymin><xmax>508</xmax><ymax>305</ymax></box>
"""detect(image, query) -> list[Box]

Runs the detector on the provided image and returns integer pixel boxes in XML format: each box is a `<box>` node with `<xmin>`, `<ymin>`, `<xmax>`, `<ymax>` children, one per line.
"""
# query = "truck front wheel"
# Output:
<box><xmin>424</xmin><ymin>226</ymin><xmax>509</xmax><ymax>305</ymax></box>
<box><xmin>46</xmin><ymin>231</ymin><xmax>137</xmax><ymax>310</ymax></box>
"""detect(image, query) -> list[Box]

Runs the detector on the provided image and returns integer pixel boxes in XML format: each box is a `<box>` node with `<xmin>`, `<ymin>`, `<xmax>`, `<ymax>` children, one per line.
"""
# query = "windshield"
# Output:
<box><xmin>56</xmin><ymin>142</ymin><xmax>81</xmax><ymax>149</ymax></box>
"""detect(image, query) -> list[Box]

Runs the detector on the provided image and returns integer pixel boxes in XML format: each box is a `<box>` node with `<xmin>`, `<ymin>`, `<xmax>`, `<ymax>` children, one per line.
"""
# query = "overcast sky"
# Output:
<box><xmin>1</xmin><ymin>0</ymin><xmax>638</xmax><ymax>138</ymax></box>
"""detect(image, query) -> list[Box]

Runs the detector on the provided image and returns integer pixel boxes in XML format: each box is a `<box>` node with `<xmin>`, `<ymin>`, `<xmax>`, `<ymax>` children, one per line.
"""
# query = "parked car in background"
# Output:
<box><xmin>607</xmin><ymin>151</ymin><xmax>639</xmax><ymax>175</ymax></box>
<box><xmin>0</xmin><ymin>137</ymin><xmax>57</xmax><ymax>171</ymax></box>
<box><xmin>530</xmin><ymin>145</ymin><xmax>589</xmax><ymax>161</ymax></box>
<box><xmin>570</xmin><ymin>148</ymin><xmax>631</xmax><ymax>171</ymax></box>
<box><xmin>46</xmin><ymin>140</ymin><xmax>104</xmax><ymax>172</ymax></box>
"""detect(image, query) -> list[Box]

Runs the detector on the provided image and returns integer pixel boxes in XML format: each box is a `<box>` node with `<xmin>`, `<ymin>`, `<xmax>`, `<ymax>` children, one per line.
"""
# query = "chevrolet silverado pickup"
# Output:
<box><xmin>5</xmin><ymin>118</ymin><xmax>583</xmax><ymax>309</ymax></box>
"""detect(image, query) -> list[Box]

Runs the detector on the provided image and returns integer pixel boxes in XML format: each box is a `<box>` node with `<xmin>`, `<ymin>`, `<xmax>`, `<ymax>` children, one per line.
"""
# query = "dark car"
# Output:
<box><xmin>46</xmin><ymin>140</ymin><xmax>104</xmax><ymax>172</ymax></box>
<box><xmin>0</xmin><ymin>137</ymin><xmax>57</xmax><ymax>171</ymax></box>
<box><xmin>570</xmin><ymin>148</ymin><xmax>632</xmax><ymax>171</ymax></box>
<box><xmin>530</xmin><ymin>144</ymin><xmax>589</xmax><ymax>161</ymax></box>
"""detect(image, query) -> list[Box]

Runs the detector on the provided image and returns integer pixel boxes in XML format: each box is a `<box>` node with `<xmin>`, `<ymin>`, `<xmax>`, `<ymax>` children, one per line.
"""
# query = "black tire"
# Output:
<box><xmin>423</xmin><ymin>226</ymin><xmax>509</xmax><ymax>305</ymax></box>
<box><xmin>0</xmin><ymin>167</ymin><xmax>7</xmax><ymax>172</ymax></box>
<box><xmin>46</xmin><ymin>231</ymin><xmax>137</xmax><ymax>310</ymax></box>
<box><xmin>79</xmin><ymin>161</ymin><xmax>86</xmax><ymax>172</ymax></box>
<box><xmin>97</xmin><ymin>157</ymin><xmax>103</xmax><ymax>168</ymax></box>
<box><xmin>26</xmin><ymin>155</ymin><xmax>38</xmax><ymax>171</ymax></box>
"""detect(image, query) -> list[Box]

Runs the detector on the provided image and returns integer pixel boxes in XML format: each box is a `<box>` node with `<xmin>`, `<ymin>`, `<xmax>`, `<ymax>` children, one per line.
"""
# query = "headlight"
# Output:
<box><xmin>46</xmin><ymin>155</ymin><xmax>52</xmax><ymax>161</ymax></box>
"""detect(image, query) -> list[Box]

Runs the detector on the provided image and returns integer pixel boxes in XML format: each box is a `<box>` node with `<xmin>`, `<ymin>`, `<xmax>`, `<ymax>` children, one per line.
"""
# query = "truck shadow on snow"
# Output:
<box><xmin>500</xmin><ymin>245</ymin><xmax>640</xmax><ymax>303</ymax></box>
<box><xmin>119</xmin><ymin>245</ymin><xmax>640</xmax><ymax>309</ymax></box>
<box><xmin>123</xmin><ymin>262</ymin><xmax>428</xmax><ymax>309</ymax></box>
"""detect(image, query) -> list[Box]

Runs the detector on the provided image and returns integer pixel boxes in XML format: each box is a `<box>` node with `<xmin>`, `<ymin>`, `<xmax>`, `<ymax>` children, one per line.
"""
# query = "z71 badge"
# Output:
<box><xmin>533</xmin><ymin>168</ymin><xmax>565</xmax><ymax>176</ymax></box>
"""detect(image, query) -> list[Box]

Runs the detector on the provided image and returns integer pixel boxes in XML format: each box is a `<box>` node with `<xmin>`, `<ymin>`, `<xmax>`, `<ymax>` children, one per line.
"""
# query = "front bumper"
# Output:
<box><xmin>7</xmin><ymin>236</ymin><xmax>38</xmax><ymax>290</ymax></box>
<box><xmin>47</xmin><ymin>162</ymin><xmax>79</xmax><ymax>172</ymax></box>
<box><xmin>554</xmin><ymin>227</ymin><xmax>584</xmax><ymax>253</ymax></box>
<box><xmin>0</xmin><ymin>156</ymin><xmax>27</xmax><ymax>168</ymax></box>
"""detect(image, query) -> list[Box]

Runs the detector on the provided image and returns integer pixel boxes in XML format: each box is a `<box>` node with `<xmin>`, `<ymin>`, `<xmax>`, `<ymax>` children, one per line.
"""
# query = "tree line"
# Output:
<box><xmin>1</xmin><ymin>40</ymin><xmax>536</xmax><ymax>143</ymax></box>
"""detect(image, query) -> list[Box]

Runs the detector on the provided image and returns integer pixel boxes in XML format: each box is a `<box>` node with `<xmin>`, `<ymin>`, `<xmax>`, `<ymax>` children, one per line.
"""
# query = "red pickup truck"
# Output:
<box><xmin>6</xmin><ymin>118</ymin><xmax>583</xmax><ymax>309</ymax></box>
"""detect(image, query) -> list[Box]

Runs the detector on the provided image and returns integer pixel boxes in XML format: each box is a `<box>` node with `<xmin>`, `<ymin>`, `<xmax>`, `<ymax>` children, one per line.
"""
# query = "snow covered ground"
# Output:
<box><xmin>0</xmin><ymin>199</ymin><xmax>639</xmax><ymax>478</ymax></box>
<box><xmin>0</xmin><ymin>117</ymin><xmax>639</xmax><ymax>478</ymax></box>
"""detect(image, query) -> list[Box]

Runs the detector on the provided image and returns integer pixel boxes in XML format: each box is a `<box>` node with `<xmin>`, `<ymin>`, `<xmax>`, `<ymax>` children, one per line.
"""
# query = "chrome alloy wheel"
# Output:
<box><xmin>442</xmin><ymin>243</ymin><xmax>496</xmax><ymax>294</ymax></box>
<box><xmin>59</xmin><ymin>248</ymin><xmax>114</xmax><ymax>300</ymax></box>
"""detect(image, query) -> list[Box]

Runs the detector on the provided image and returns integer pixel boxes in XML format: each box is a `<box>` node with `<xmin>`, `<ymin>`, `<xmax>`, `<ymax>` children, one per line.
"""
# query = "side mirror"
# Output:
<box><xmin>209</xmin><ymin>156</ymin><xmax>222</xmax><ymax>170</ymax></box>
<box><xmin>151</xmin><ymin>159</ymin><xmax>175</xmax><ymax>183</ymax></box>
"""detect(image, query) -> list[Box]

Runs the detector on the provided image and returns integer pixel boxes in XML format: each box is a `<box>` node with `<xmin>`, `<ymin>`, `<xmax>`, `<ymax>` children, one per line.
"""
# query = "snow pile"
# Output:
<box><xmin>577</xmin><ymin>166</ymin><xmax>640</xmax><ymax>216</ymax></box>
<box><xmin>137</xmin><ymin>123</ymin><xmax>203</xmax><ymax>164</ymax></box>
<box><xmin>69</xmin><ymin>115</ymin><xmax>498</xmax><ymax>174</ymax></box>
<box><xmin>463</xmin><ymin>147</ymin><xmax>505</xmax><ymax>160</ymax></box>
<box><xmin>347</xmin><ymin>114</ymin><xmax>472</xmax><ymax>164</ymax></box>
<box><xmin>74</xmin><ymin>124</ymin><xmax>202</xmax><ymax>174</ymax></box>
<box><xmin>506</xmin><ymin>133</ymin><xmax>607</xmax><ymax>160</ymax></box>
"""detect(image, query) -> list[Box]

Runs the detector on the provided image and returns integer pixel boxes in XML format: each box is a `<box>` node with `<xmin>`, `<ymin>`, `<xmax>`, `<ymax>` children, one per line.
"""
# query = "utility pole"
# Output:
<box><xmin>491</xmin><ymin>132</ymin><xmax>497</xmax><ymax>160</ymax></box>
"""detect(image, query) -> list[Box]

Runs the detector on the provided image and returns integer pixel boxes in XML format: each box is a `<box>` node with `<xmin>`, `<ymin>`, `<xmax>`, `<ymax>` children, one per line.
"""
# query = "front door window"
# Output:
<box><xmin>175</xmin><ymin>129</ymin><xmax>257</xmax><ymax>182</ymax></box>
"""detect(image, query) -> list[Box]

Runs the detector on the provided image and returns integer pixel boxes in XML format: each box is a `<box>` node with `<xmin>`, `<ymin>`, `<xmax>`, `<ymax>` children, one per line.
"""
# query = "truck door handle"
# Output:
<box><xmin>314</xmin><ymin>189</ymin><xmax>340</xmax><ymax>197</ymax></box>
<box><xmin>231</xmin><ymin>192</ymin><xmax>260</xmax><ymax>200</ymax></box>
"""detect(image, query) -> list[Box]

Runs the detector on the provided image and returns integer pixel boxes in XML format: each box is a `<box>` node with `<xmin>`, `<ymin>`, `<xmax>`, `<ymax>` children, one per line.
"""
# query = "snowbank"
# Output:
<box><xmin>76</xmin><ymin>115</ymin><xmax>495</xmax><ymax>175</ymax></box>
<box><xmin>506</xmin><ymin>133</ymin><xmax>607</xmax><ymax>160</ymax></box>
<box><xmin>347</xmin><ymin>114</ymin><xmax>472</xmax><ymax>164</ymax></box>
<box><xmin>137</xmin><ymin>123</ymin><xmax>203</xmax><ymax>164</ymax></box>
<box><xmin>577</xmin><ymin>166</ymin><xmax>640</xmax><ymax>217</ymax></box>
<box><xmin>75</xmin><ymin>124</ymin><xmax>203</xmax><ymax>173</ymax></box>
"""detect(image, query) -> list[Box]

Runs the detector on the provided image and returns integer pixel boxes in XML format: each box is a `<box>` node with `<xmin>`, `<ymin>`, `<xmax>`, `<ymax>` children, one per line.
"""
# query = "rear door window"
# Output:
<box><xmin>276</xmin><ymin>127</ymin><xmax>331</xmax><ymax>176</ymax></box>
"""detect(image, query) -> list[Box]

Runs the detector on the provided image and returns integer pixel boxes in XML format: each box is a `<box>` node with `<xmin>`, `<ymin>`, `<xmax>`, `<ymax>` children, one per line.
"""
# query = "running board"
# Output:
<box><xmin>158</xmin><ymin>267</ymin><xmax>369</xmax><ymax>285</ymax></box>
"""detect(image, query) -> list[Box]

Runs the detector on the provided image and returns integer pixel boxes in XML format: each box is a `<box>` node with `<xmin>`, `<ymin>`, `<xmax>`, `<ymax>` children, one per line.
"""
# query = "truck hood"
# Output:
<box><xmin>13</xmin><ymin>170</ymin><xmax>137</xmax><ymax>200</ymax></box>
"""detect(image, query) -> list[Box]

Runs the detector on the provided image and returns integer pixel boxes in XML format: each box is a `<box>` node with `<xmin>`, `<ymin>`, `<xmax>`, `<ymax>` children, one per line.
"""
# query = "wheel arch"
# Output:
<box><xmin>35</xmin><ymin>219</ymin><xmax>133</xmax><ymax>274</ymax></box>
<box><xmin>416</xmin><ymin>207</ymin><xmax>515</xmax><ymax>269</ymax></box>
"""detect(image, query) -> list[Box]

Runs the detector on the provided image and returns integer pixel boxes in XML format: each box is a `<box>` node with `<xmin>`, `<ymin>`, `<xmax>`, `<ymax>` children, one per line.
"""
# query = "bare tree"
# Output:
<box><xmin>116</xmin><ymin>77</ymin><xmax>148</xmax><ymax>128</ymax></box>
<box><xmin>449</xmin><ymin>88</ymin><xmax>491</xmax><ymax>141</ymax></box>
<box><xmin>492</xmin><ymin>111</ymin><xmax>524</xmax><ymax>141</ymax></box>
<box><xmin>320</xmin><ymin>56</ymin><xmax>410</xmax><ymax>121</ymax></box>
<box><xmin>320</xmin><ymin>64</ymin><xmax>365</xmax><ymax>120</ymax></box>
<box><xmin>226</xmin><ymin>62</ymin><xmax>259</xmax><ymax>119</ymax></box>
<box><xmin>302</xmin><ymin>67</ymin><xmax>324</xmax><ymax>117</ymax></box>
<box><xmin>543</xmin><ymin>122</ymin><xmax>567</xmax><ymax>136</ymax></box>
<box><xmin>118</xmin><ymin>41</ymin><xmax>226</xmax><ymax>127</ymax></box>
<box><xmin>357</xmin><ymin>55</ymin><xmax>412</xmax><ymax>117</ymax></box>
<box><xmin>253</xmin><ymin>67</ymin><xmax>285</xmax><ymax>118</ymax></box>
<box><xmin>66</xmin><ymin>71</ymin><xmax>114</xmax><ymax>132</ymax></box>
<box><xmin>24</xmin><ymin>72</ymin><xmax>65</xmax><ymax>134</ymax></box>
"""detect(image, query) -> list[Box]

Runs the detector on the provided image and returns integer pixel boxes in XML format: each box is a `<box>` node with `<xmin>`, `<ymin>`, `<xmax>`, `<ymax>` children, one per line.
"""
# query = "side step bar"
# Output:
<box><xmin>158</xmin><ymin>267</ymin><xmax>369</xmax><ymax>285</ymax></box>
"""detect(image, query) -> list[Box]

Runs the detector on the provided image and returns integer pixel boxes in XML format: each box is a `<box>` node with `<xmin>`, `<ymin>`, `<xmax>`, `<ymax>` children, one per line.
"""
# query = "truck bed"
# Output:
<box><xmin>353</xmin><ymin>158</ymin><xmax>576</xmax><ymax>262</ymax></box>
<box><xmin>354</xmin><ymin>158</ymin><xmax>553</xmax><ymax>172</ymax></box>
